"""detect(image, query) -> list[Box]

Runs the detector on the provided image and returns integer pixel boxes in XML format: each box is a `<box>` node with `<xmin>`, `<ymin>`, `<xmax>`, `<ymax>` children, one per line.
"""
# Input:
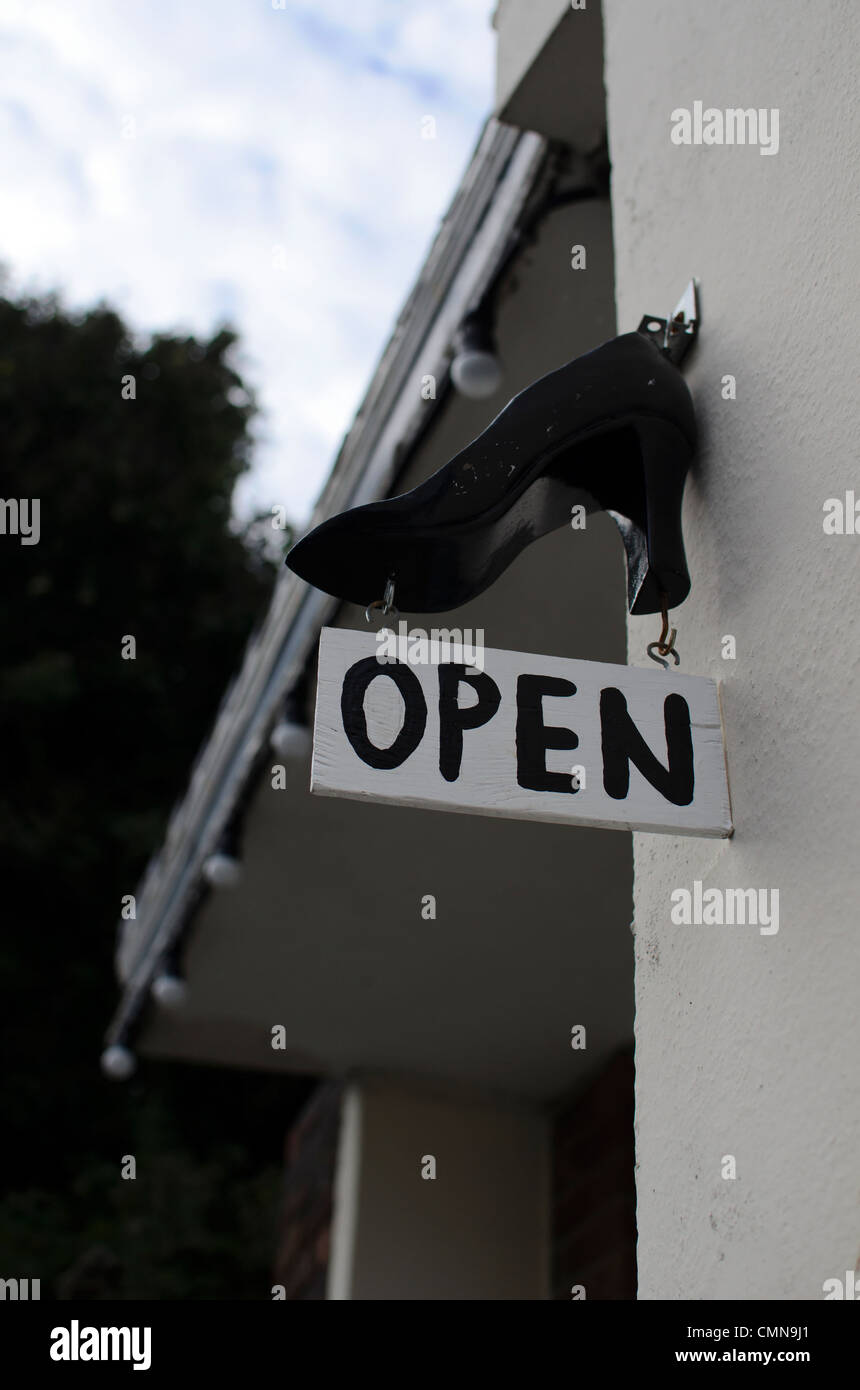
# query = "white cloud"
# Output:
<box><xmin>0</xmin><ymin>0</ymin><xmax>495</xmax><ymax>523</ymax></box>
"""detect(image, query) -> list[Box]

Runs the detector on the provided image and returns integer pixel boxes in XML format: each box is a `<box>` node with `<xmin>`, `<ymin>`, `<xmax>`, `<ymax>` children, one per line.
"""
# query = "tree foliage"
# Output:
<box><xmin>0</xmin><ymin>290</ymin><xmax>307</xmax><ymax>1297</ymax></box>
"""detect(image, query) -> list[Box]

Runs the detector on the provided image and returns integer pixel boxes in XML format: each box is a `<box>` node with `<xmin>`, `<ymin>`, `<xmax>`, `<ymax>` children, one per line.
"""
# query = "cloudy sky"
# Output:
<box><xmin>0</xmin><ymin>0</ymin><xmax>496</xmax><ymax>523</ymax></box>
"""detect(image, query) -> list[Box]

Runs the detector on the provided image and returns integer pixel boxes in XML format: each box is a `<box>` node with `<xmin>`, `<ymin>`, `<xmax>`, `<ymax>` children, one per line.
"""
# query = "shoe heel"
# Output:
<box><xmin>627</xmin><ymin>415</ymin><xmax>693</xmax><ymax>615</ymax></box>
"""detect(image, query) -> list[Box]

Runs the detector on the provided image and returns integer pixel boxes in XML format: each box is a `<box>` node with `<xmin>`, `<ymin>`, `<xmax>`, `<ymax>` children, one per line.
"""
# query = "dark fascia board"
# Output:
<box><xmin>106</xmin><ymin>119</ymin><xmax>551</xmax><ymax>1047</ymax></box>
<box><xmin>496</xmin><ymin>1</ymin><xmax>606</xmax><ymax>152</ymax></box>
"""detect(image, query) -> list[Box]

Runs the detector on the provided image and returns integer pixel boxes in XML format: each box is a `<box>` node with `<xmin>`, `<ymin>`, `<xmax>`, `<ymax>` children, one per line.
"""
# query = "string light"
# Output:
<box><xmin>100</xmin><ymin>1044</ymin><xmax>136</xmax><ymax>1080</ymax></box>
<box><xmin>202</xmin><ymin>852</ymin><xmax>242</xmax><ymax>888</ymax></box>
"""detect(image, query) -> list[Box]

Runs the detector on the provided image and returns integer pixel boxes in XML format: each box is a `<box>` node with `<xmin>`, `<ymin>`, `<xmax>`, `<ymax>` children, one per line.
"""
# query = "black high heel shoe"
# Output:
<box><xmin>286</xmin><ymin>327</ymin><xmax>697</xmax><ymax>616</ymax></box>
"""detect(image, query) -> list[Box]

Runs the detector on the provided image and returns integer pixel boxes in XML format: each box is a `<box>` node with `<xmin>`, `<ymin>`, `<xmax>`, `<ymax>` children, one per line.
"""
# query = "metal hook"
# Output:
<box><xmin>646</xmin><ymin>641</ymin><xmax>680</xmax><ymax>669</ymax></box>
<box><xmin>647</xmin><ymin>594</ymin><xmax>680</xmax><ymax>667</ymax></box>
<box><xmin>637</xmin><ymin>278</ymin><xmax>699</xmax><ymax>367</ymax></box>
<box><xmin>365</xmin><ymin>576</ymin><xmax>398</xmax><ymax>626</ymax></box>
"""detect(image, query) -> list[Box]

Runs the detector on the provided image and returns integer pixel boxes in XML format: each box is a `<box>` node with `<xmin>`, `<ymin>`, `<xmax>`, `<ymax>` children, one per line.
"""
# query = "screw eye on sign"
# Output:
<box><xmin>312</xmin><ymin>628</ymin><xmax>732</xmax><ymax>838</ymax></box>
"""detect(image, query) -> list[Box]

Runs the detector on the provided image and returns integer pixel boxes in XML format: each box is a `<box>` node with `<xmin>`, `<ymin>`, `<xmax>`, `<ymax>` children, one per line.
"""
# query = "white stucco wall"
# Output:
<box><xmin>604</xmin><ymin>0</ymin><xmax>860</xmax><ymax>1298</ymax></box>
<box><xmin>328</xmin><ymin>1078</ymin><xmax>548</xmax><ymax>1300</ymax></box>
<box><xmin>494</xmin><ymin>0</ymin><xmax>570</xmax><ymax>112</ymax></box>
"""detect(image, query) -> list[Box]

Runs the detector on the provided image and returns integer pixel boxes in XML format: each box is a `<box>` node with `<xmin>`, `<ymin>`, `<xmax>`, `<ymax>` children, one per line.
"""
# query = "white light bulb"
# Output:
<box><xmin>270</xmin><ymin>719</ymin><xmax>312</xmax><ymax>759</ymax></box>
<box><xmin>450</xmin><ymin>349</ymin><xmax>502</xmax><ymax>400</ymax></box>
<box><xmin>203</xmin><ymin>852</ymin><xmax>242</xmax><ymax>888</ymax></box>
<box><xmin>101</xmin><ymin>1045</ymin><xmax>136</xmax><ymax>1080</ymax></box>
<box><xmin>151</xmin><ymin>974</ymin><xmax>188</xmax><ymax>1008</ymax></box>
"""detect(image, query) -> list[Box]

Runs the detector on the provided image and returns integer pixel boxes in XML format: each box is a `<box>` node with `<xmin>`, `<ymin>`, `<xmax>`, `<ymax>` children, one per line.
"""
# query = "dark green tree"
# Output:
<box><xmin>0</xmin><ymin>289</ymin><xmax>309</xmax><ymax>1298</ymax></box>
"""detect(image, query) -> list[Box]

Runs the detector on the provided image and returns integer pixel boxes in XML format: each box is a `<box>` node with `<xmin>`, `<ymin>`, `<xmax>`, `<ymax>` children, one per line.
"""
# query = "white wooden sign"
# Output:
<box><xmin>312</xmin><ymin>628</ymin><xmax>732</xmax><ymax>838</ymax></box>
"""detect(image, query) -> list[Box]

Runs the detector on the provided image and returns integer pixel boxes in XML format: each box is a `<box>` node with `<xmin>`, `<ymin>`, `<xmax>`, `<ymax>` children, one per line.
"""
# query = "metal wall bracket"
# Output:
<box><xmin>637</xmin><ymin>278</ymin><xmax>699</xmax><ymax>367</ymax></box>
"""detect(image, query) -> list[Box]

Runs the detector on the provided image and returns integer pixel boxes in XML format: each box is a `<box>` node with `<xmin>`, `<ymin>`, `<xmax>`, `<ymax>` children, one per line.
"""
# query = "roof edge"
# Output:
<box><xmin>106</xmin><ymin>118</ymin><xmax>551</xmax><ymax>1048</ymax></box>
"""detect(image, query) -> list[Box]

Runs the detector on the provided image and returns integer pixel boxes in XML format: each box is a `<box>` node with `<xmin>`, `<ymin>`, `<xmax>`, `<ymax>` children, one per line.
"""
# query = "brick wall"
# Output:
<box><xmin>273</xmin><ymin>1081</ymin><xmax>343</xmax><ymax>1300</ymax></box>
<box><xmin>551</xmin><ymin>1049</ymin><xmax>636</xmax><ymax>1299</ymax></box>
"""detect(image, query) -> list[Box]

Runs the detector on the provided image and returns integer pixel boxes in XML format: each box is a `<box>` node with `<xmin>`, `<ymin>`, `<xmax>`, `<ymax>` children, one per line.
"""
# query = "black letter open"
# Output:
<box><xmin>341</xmin><ymin>657</ymin><xmax>427</xmax><ymax>770</ymax></box>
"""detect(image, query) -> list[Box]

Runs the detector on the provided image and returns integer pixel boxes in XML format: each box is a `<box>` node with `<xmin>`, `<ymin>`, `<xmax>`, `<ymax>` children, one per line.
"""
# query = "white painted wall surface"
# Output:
<box><xmin>604</xmin><ymin>0</ymin><xmax>860</xmax><ymax>1298</ymax></box>
<box><xmin>328</xmin><ymin>1078</ymin><xmax>548</xmax><ymax>1300</ymax></box>
<box><xmin>494</xmin><ymin>0</ymin><xmax>570</xmax><ymax>111</ymax></box>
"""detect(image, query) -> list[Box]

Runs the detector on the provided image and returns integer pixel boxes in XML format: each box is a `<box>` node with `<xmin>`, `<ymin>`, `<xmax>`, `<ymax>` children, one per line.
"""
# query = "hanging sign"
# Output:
<box><xmin>311</xmin><ymin>628</ymin><xmax>732</xmax><ymax>838</ymax></box>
